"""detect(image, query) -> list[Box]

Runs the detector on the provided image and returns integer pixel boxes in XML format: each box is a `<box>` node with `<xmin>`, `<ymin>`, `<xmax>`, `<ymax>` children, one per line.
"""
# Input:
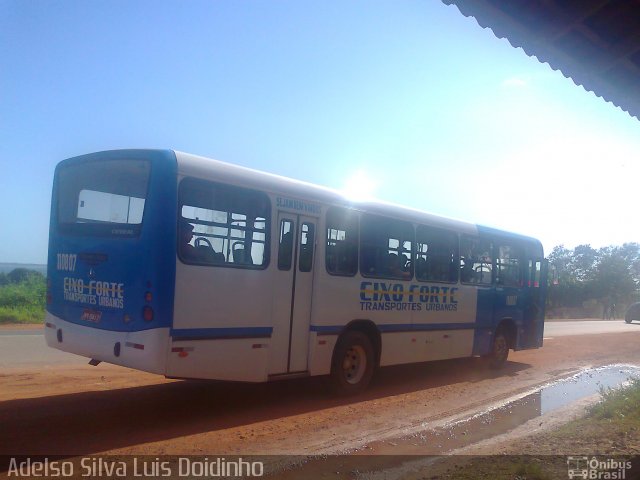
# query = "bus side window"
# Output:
<box><xmin>415</xmin><ymin>225</ymin><xmax>458</xmax><ymax>283</ymax></box>
<box><xmin>179</xmin><ymin>178</ymin><xmax>270</xmax><ymax>268</ymax></box>
<box><xmin>278</xmin><ymin>220</ymin><xmax>294</xmax><ymax>271</ymax></box>
<box><xmin>326</xmin><ymin>207</ymin><xmax>358</xmax><ymax>276</ymax></box>
<box><xmin>496</xmin><ymin>244</ymin><xmax>521</xmax><ymax>286</ymax></box>
<box><xmin>360</xmin><ymin>214</ymin><xmax>413</xmax><ymax>280</ymax></box>
<box><xmin>299</xmin><ymin>222</ymin><xmax>315</xmax><ymax>272</ymax></box>
<box><xmin>460</xmin><ymin>236</ymin><xmax>492</xmax><ymax>285</ymax></box>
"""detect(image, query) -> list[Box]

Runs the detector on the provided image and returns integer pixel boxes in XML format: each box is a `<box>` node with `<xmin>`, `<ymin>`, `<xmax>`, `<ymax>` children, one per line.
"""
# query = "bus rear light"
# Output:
<box><xmin>142</xmin><ymin>306</ymin><xmax>154</xmax><ymax>322</ymax></box>
<box><xmin>178</xmin><ymin>351</ymin><xmax>189</xmax><ymax>358</ymax></box>
<box><xmin>145</xmin><ymin>291</ymin><xmax>152</xmax><ymax>302</ymax></box>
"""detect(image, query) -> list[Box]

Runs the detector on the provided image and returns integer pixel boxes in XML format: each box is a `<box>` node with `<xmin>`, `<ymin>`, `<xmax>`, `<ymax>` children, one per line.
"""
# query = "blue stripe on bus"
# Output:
<box><xmin>171</xmin><ymin>327</ymin><xmax>273</xmax><ymax>341</ymax></box>
<box><xmin>310</xmin><ymin>323</ymin><xmax>476</xmax><ymax>335</ymax></box>
<box><xmin>172</xmin><ymin>322</ymin><xmax>478</xmax><ymax>340</ymax></box>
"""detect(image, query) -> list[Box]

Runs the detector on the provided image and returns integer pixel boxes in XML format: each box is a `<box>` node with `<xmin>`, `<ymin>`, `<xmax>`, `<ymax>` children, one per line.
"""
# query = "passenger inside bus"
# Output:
<box><xmin>179</xmin><ymin>220</ymin><xmax>198</xmax><ymax>259</ymax></box>
<box><xmin>460</xmin><ymin>255</ymin><xmax>476</xmax><ymax>283</ymax></box>
<box><xmin>180</xmin><ymin>219</ymin><xmax>224</xmax><ymax>263</ymax></box>
<box><xmin>387</xmin><ymin>253</ymin><xmax>411</xmax><ymax>279</ymax></box>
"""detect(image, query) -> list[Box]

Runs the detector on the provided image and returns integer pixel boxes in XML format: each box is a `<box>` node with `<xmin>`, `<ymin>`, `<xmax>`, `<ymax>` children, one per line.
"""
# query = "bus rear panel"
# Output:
<box><xmin>45</xmin><ymin>150</ymin><xmax>177</xmax><ymax>374</ymax></box>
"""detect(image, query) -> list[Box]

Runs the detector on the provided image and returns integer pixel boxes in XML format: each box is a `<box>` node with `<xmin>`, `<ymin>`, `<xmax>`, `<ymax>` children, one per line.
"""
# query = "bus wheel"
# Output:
<box><xmin>330</xmin><ymin>331</ymin><xmax>374</xmax><ymax>395</ymax></box>
<box><xmin>487</xmin><ymin>330</ymin><xmax>509</xmax><ymax>369</ymax></box>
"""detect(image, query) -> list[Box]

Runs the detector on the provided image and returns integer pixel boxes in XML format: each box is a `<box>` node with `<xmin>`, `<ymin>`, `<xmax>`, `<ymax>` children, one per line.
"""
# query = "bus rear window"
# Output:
<box><xmin>57</xmin><ymin>159</ymin><xmax>150</xmax><ymax>236</ymax></box>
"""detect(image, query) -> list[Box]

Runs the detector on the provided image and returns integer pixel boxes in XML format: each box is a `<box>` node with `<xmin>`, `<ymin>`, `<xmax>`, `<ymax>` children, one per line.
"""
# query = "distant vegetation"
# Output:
<box><xmin>0</xmin><ymin>243</ymin><xmax>638</xmax><ymax>324</ymax></box>
<box><xmin>0</xmin><ymin>268</ymin><xmax>46</xmax><ymax>324</ymax></box>
<box><xmin>0</xmin><ymin>263</ymin><xmax>46</xmax><ymax>275</ymax></box>
<box><xmin>547</xmin><ymin>243</ymin><xmax>640</xmax><ymax>318</ymax></box>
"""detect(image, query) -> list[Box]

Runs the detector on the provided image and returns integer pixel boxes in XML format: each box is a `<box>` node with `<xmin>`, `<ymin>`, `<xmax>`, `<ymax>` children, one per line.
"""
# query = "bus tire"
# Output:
<box><xmin>487</xmin><ymin>330</ymin><xmax>509</xmax><ymax>369</ymax></box>
<box><xmin>330</xmin><ymin>330</ymin><xmax>375</xmax><ymax>395</ymax></box>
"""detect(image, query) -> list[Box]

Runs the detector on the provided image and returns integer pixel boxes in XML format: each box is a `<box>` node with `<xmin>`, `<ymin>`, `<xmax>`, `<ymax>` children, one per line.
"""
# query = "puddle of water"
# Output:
<box><xmin>269</xmin><ymin>364</ymin><xmax>640</xmax><ymax>479</ymax></box>
<box><xmin>366</xmin><ymin>364</ymin><xmax>640</xmax><ymax>456</ymax></box>
<box><xmin>540</xmin><ymin>365</ymin><xmax>640</xmax><ymax>414</ymax></box>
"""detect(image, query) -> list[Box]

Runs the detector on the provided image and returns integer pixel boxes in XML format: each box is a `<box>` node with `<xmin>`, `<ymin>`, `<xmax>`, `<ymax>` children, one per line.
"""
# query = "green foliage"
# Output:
<box><xmin>0</xmin><ymin>269</ymin><xmax>46</xmax><ymax>324</ymax></box>
<box><xmin>588</xmin><ymin>378</ymin><xmax>640</xmax><ymax>422</ymax></box>
<box><xmin>0</xmin><ymin>306</ymin><xmax>45</xmax><ymax>324</ymax></box>
<box><xmin>7</xmin><ymin>267</ymin><xmax>44</xmax><ymax>284</ymax></box>
<box><xmin>547</xmin><ymin>243</ymin><xmax>640</xmax><ymax>311</ymax></box>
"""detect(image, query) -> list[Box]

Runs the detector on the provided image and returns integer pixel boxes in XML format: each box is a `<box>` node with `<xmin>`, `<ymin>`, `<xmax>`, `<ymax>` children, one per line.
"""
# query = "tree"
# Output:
<box><xmin>593</xmin><ymin>247</ymin><xmax>638</xmax><ymax>306</ymax></box>
<box><xmin>571</xmin><ymin>244</ymin><xmax>598</xmax><ymax>282</ymax></box>
<box><xmin>546</xmin><ymin>243</ymin><xmax>640</xmax><ymax>315</ymax></box>
<box><xmin>618</xmin><ymin>243</ymin><xmax>640</xmax><ymax>287</ymax></box>
<box><xmin>546</xmin><ymin>245</ymin><xmax>589</xmax><ymax>308</ymax></box>
<box><xmin>6</xmin><ymin>268</ymin><xmax>44</xmax><ymax>284</ymax></box>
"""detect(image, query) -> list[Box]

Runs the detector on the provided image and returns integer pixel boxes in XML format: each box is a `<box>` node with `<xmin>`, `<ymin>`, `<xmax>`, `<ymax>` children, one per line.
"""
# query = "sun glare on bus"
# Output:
<box><xmin>342</xmin><ymin>170</ymin><xmax>377</xmax><ymax>202</ymax></box>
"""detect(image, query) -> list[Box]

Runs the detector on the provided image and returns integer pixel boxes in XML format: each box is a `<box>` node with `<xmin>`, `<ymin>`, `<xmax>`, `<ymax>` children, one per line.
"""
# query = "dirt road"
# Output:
<box><xmin>2</xmin><ymin>325</ymin><xmax>640</xmax><ymax>458</ymax></box>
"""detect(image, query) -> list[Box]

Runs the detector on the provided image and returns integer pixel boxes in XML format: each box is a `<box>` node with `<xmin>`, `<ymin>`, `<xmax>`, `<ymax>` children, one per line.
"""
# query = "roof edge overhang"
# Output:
<box><xmin>443</xmin><ymin>0</ymin><xmax>640</xmax><ymax>121</ymax></box>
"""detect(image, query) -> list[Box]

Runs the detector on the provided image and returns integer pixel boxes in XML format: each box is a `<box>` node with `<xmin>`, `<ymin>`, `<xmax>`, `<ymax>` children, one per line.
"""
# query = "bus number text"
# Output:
<box><xmin>57</xmin><ymin>253</ymin><xmax>77</xmax><ymax>272</ymax></box>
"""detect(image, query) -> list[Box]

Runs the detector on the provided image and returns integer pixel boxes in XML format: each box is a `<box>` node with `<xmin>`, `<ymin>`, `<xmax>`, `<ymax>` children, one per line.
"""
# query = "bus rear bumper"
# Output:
<box><xmin>44</xmin><ymin>313</ymin><xmax>169</xmax><ymax>375</ymax></box>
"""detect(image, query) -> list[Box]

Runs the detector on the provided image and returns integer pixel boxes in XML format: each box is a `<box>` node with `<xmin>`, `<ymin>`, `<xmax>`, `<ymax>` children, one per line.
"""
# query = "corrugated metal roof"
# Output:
<box><xmin>444</xmin><ymin>0</ymin><xmax>640</xmax><ymax>120</ymax></box>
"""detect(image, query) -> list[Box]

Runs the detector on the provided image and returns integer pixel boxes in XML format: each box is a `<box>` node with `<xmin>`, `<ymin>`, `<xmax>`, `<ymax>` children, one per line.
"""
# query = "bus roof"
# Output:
<box><xmin>57</xmin><ymin>149</ymin><xmax>543</xmax><ymax>254</ymax></box>
<box><xmin>174</xmin><ymin>150</ymin><xmax>543</xmax><ymax>254</ymax></box>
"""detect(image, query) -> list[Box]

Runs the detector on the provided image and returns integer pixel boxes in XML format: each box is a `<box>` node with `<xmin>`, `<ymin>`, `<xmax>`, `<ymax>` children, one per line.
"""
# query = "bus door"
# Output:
<box><xmin>269</xmin><ymin>212</ymin><xmax>317</xmax><ymax>375</ymax></box>
<box><xmin>493</xmin><ymin>244</ymin><xmax>524</xmax><ymax>347</ymax></box>
<box><xmin>521</xmin><ymin>258</ymin><xmax>547</xmax><ymax>348</ymax></box>
<box><xmin>463</xmin><ymin>236</ymin><xmax>495</xmax><ymax>356</ymax></box>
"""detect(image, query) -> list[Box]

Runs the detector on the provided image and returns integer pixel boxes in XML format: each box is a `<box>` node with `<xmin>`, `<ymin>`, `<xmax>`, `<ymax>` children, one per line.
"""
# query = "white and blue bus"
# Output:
<box><xmin>45</xmin><ymin>149</ymin><xmax>547</xmax><ymax>393</ymax></box>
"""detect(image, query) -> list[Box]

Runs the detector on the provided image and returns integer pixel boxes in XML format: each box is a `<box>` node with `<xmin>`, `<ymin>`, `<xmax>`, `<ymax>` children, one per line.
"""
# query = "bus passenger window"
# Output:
<box><xmin>496</xmin><ymin>245</ymin><xmax>521</xmax><ymax>286</ymax></box>
<box><xmin>299</xmin><ymin>223</ymin><xmax>315</xmax><ymax>272</ymax></box>
<box><xmin>460</xmin><ymin>237</ymin><xmax>492</xmax><ymax>285</ymax></box>
<box><xmin>326</xmin><ymin>207</ymin><xmax>358</xmax><ymax>276</ymax></box>
<box><xmin>360</xmin><ymin>214</ymin><xmax>413</xmax><ymax>280</ymax></box>
<box><xmin>415</xmin><ymin>226</ymin><xmax>458</xmax><ymax>283</ymax></box>
<box><xmin>178</xmin><ymin>178</ymin><xmax>270</xmax><ymax>268</ymax></box>
<box><xmin>278</xmin><ymin>220</ymin><xmax>294</xmax><ymax>270</ymax></box>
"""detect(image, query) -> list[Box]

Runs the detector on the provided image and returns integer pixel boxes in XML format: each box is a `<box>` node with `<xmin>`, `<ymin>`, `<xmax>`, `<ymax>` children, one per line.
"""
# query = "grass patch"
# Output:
<box><xmin>0</xmin><ymin>269</ymin><xmax>46</xmax><ymax>324</ymax></box>
<box><xmin>533</xmin><ymin>378</ymin><xmax>640</xmax><ymax>457</ymax></box>
<box><xmin>588</xmin><ymin>378</ymin><xmax>640</xmax><ymax>422</ymax></box>
<box><xmin>0</xmin><ymin>306</ymin><xmax>45</xmax><ymax>324</ymax></box>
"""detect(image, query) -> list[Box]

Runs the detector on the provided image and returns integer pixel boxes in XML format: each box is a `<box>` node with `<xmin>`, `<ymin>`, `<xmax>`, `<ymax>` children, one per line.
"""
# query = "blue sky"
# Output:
<box><xmin>2</xmin><ymin>1</ymin><xmax>639</xmax><ymax>264</ymax></box>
